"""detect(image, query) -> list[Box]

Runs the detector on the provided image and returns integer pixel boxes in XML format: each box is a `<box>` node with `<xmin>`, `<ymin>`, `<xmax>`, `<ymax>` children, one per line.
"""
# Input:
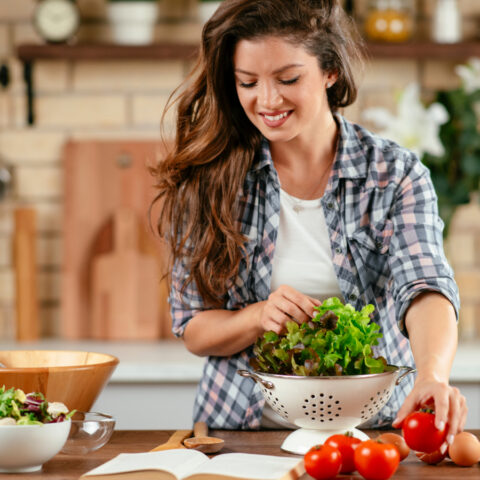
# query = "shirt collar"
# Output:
<box><xmin>333</xmin><ymin>113</ymin><xmax>368</xmax><ymax>181</ymax></box>
<box><xmin>249</xmin><ymin>114</ymin><xmax>369</xmax><ymax>181</ymax></box>
<box><xmin>250</xmin><ymin>138</ymin><xmax>275</xmax><ymax>173</ymax></box>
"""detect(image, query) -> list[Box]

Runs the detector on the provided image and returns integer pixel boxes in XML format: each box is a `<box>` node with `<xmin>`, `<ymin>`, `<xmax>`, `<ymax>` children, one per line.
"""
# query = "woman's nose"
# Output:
<box><xmin>258</xmin><ymin>82</ymin><xmax>283</xmax><ymax>109</ymax></box>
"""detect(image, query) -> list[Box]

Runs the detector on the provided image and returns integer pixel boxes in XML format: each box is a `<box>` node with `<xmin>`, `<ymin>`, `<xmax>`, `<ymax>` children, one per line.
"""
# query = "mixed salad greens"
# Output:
<box><xmin>0</xmin><ymin>386</ymin><xmax>75</xmax><ymax>425</ymax></box>
<box><xmin>250</xmin><ymin>297</ymin><xmax>393</xmax><ymax>376</ymax></box>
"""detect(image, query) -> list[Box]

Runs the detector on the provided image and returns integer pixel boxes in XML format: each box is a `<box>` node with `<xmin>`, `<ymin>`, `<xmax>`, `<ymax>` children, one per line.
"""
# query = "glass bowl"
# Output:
<box><xmin>61</xmin><ymin>412</ymin><xmax>115</xmax><ymax>455</ymax></box>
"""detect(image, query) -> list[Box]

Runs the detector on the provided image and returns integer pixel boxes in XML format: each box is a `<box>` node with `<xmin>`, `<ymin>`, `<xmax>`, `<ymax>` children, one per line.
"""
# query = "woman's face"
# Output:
<box><xmin>233</xmin><ymin>36</ymin><xmax>336</xmax><ymax>145</ymax></box>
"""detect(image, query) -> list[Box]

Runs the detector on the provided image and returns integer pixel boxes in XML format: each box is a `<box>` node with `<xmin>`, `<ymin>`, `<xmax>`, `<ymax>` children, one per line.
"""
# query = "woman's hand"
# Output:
<box><xmin>259</xmin><ymin>284</ymin><xmax>321</xmax><ymax>334</ymax></box>
<box><xmin>392</xmin><ymin>375</ymin><xmax>468</xmax><ymax>445</ymax></box>
<box><xmin>399</xmin><ymin>292</ymin><xmax>465</xmax><ymax>444</ymax></box>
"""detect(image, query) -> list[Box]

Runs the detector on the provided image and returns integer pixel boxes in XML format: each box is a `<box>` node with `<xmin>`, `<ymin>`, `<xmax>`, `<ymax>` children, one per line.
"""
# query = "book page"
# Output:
<box><xmin>82</xmin><ymin>450</ymin><xmax>209</xmax><ymax>479</ymax></box>
<box><xmin>186</xmin><ymin>453</ymin><xmax>304</xmax><ymax>480</ymax></box>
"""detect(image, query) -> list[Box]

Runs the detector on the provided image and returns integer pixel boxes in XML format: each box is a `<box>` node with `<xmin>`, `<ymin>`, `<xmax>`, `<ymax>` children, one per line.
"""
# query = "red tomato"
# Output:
<box><xmin>354</xmin><ymin>439</ymin><xmax>400</xmax><ymax>480</ymax></box>
<box><xmin>304</xmin><ymin>444</ymin><xmax>342</xmax><ymax>480</ymax></box>
<box><xmin>324</xmin><ymin>433</ymin><xmax>361</xmax><ymax>473</ymax></box>
<box><xmin>402</xmin><ymin>411</ymin><xmax>448</xmax><ymax>453</ymax></box>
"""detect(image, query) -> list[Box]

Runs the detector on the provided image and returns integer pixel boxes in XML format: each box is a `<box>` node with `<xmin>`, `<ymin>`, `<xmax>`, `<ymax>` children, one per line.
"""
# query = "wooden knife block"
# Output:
<box><xmin>62</xmin><ymin>140</ymin><xmax>174</xmax><ymax>340</ymax></box>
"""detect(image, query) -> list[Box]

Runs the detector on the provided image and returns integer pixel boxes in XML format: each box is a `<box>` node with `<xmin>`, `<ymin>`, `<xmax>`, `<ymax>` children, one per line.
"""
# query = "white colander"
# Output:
<box><xmin>238</xmin><ymin>366</ymin><xmax>415</xmax><ymax>454</ymax></box>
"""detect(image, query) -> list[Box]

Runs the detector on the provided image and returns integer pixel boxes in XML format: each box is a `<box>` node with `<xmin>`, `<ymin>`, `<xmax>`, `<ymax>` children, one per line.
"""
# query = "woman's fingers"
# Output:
<box><xmin>431</xmin><ymin>384</ymin><xmax>450</xmax><ymax>431</ymax></box>
<box><xmin>445</xmin><ymin>387</ymin><xmax>467</xmax><ymax>441</ymax></box>
<box><xmin>260</xmin><ymin>285</ymin><xmax>318</xmax><ymax>332</ymax></box>
<box><xmin>393</xmin><ymin>378</ymin><xmax>468</xmax><ymax>440</ymax></box>
<box><xmin>392</xmin><ymin>392</ymin><xmax>419</xmax><ymax>428</ymax></box>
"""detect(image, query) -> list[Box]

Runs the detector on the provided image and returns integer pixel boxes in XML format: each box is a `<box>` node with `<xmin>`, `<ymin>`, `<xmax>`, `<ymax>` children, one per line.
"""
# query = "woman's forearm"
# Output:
<box><xmin>182</xmin><ymin>285</ymin><xmax>320</xmax><ymax>357</ymax></box>
<box><xmin>405</xmin><ymin>291</ymin><xmax>458</xmax><ymax>383</ymax></box>
<box><xmin>183</xmin><ymin>302</ymin><xmax>266</xmax><ymax>357</ymax></box>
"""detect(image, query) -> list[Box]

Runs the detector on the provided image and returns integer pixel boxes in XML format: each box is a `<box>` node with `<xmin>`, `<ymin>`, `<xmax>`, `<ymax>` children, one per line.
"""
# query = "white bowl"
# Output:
<box><xmin>238</xmin><ymin>366</ymin><xmax>415</xmax><ymax>454</ymax></box>
<box><xmin>0</xmin><ymin>420</ymin><xmax>70</xmax><ymax>473</ymax></box>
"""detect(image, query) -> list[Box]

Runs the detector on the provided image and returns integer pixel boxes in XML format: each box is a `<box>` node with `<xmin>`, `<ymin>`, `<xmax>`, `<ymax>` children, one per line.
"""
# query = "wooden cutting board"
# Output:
<box><xmin>91</xmin><ymin>207</ymin><xmax>160</xmax><ymax>340</ymax></box>
<box><xmin>13</xmin><ymin>207</ymin><xmax>40</xmax><ymax>341</ymax></box>
<box><xmin>62</xmin><ymin>140</ymin><xmax>174</xmax><ymax>340</ymax></box>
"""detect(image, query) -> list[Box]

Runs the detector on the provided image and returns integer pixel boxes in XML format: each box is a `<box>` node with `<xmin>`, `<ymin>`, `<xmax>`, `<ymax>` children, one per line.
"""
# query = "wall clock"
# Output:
<box><xmin>34</xmin><ymin>0</ymin><xmax>80</xmax><ymax>43</ymax></box>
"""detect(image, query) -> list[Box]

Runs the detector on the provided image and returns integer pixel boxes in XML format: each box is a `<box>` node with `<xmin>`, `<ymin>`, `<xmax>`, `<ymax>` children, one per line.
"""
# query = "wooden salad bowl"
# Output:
<box><xmin>0</xmin><ymin>350</ymin><xmax>119</xmax><ymax>412</ymax></box>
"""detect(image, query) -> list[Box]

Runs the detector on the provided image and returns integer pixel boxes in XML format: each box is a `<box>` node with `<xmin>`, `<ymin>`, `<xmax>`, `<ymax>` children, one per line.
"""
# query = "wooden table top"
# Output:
<box><xmin>14</xmin><ymin>429</ymin><xmax>480</xmax><ymax>479</ymax></box>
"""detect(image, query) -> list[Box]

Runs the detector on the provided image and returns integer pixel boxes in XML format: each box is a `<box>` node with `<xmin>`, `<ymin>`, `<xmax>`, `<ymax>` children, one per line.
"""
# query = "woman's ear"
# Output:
<box><xmin>326</xmin><ymin>71</ymin><xmax>339</xmax><ymax>88</ymax></box>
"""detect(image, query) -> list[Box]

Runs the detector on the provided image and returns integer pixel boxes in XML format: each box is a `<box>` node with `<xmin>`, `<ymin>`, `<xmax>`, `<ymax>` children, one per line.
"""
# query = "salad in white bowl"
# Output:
<box><xmin>0</xmin><ymin>386</ymin><xmax>75</xmax><ymax>425</ymax></box>
<box><xmin>0</xmin><ymin>386</ymin><xmax>75</xmax><ymax>472</ymax></box>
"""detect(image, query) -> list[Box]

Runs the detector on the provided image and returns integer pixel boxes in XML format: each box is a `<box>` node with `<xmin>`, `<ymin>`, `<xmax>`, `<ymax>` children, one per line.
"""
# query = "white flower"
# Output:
<box><xmin>455</xmin><ymin>57</ymin><xmax>480</xmax><ymax>94</ymax></box>
<box><xmin>362</xmin><ymin>83</ymin><xmax>449</xmax><ymax>158</ymax></box>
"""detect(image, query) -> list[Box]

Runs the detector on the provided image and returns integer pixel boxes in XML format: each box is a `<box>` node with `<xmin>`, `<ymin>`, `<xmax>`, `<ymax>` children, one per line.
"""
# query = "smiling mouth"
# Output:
<box><xmin>263</xmin><ymin>111</ymin><xmax>290</xmax><ymax>121</ymax></box>
<box><xmin>259</xmin><ymin>110</ymin><xmax>293</xmax><ymax>126</ymax></box>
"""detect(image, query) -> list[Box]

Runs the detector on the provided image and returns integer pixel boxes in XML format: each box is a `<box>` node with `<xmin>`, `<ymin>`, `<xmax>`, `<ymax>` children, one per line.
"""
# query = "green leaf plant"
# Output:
<box><xmin>250</xmin><ymin>297</ymin><xmax>393</xmax><ymax>376</ymax></box>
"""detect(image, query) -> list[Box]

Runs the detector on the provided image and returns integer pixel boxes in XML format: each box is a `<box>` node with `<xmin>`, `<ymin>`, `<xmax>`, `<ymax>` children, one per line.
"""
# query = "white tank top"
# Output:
<box><xmin>270</xmin><ymin>189</ymin><xmax>342</xmax><ymax>301</ymax></box>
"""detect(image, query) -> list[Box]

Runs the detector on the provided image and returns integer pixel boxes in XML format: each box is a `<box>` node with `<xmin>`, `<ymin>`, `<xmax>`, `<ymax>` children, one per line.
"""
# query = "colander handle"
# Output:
<box><xmin>396</xmin><ymin>366</ymin><xmax>416</xmax><ymax>385</ymax></box>
<box><xmin>237</xmin><ymin>369</ymin><xmax>274</xmax><ymax>389</ymax></box>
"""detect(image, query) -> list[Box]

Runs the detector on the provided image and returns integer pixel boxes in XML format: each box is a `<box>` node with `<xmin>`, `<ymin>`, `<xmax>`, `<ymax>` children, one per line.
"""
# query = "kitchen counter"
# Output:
<box><xmin>14</xmin><ymin>429</ymin><xmax>480</xmax><ymax>479</ymax></box>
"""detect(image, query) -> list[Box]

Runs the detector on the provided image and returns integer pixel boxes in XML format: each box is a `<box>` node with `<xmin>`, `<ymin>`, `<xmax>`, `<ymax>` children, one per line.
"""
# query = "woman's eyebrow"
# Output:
<box><xmin>234</xmin><ymin>63</ymin><xmax>304</xmax><ymax>75</ymax></box>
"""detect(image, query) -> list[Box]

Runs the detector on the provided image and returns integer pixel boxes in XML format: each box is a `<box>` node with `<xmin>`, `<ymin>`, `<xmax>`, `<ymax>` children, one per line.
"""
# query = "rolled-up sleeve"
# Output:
<box><xmin>169</xmin><ymin>256</ymin><xmax>206</xmax><ymax>338</ymax></box>
<box><xmin>388</xmin><ymin>153</ymin><xmax>460</xmax><ymax>336</ymax></box>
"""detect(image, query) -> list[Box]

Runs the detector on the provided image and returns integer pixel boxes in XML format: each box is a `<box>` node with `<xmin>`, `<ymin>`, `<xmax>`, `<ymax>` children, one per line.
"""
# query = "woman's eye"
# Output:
<box><xmin>239</xmin><ymin>81</ymin><xmax>257</xmax><ymax>88</ymax></box>
<box><xmin>280</xmin><ymin>76</ymin><xmax>299</xmax><ymax>85</ymax></box>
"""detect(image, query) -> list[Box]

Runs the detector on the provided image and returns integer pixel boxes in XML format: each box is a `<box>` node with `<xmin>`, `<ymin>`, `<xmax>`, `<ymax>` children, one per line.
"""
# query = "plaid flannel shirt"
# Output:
<box><xmin>170</xmin><ymin>114</ymin><xmax>460</xmax><ymax>430</ymax></box>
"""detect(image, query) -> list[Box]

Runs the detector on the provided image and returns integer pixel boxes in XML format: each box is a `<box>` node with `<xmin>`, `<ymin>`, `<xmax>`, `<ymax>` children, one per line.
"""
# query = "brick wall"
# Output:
<box><xmin>0</xmin><ymin>0</ymin><xmax>479</xmax><ymax>339</ymax></box>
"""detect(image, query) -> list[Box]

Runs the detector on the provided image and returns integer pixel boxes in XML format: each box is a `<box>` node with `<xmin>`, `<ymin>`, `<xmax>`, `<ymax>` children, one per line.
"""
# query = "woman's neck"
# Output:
<box><xmin>271</xmin><ymin>113</ymin><xmax>339</xmax><ymax>199</ymax></box>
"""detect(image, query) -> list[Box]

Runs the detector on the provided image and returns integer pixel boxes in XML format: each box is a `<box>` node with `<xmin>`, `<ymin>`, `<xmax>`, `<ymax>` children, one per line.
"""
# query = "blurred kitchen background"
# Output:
<box><xmin>0</xmin><ymin>0</ymin><xmax>479</xmax><ymax>428</ymax></box>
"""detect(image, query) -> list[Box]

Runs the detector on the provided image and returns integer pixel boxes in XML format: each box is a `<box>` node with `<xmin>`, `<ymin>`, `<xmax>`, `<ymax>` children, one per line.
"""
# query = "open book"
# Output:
<box><xmin>80</xmin><ymin>449</ymin><xmax>304</xmax><ymax>480</ymax></box>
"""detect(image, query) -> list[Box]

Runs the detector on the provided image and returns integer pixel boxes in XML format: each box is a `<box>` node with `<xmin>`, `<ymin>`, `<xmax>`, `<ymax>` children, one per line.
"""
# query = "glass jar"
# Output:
<box><xmin>364</xmin><ymin>0</ymin><xmax>415</xmax><ymax>43</ymax></box>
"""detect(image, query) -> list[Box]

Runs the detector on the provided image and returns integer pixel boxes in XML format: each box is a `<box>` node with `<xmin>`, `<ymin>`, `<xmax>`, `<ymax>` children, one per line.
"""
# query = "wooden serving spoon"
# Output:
<box><xmin>150</xmin><ymin>429</ymin><xmax>193</xmax><ymax>451</ymax></box>
<box><xmin>183</xmin><ymin>421</ymin><xmax>225</xmax><ymax>454</ymax></box>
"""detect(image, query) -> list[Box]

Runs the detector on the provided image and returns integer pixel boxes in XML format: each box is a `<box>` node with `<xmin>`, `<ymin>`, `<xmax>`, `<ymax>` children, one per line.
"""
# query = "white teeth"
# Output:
<box><xmin>264</xmin><ymin>112</ymin><xmax>289</xmax><ymax>121</ymax></box>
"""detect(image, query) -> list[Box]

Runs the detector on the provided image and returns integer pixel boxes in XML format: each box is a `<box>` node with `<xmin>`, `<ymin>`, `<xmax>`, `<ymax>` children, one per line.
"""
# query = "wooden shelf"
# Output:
<box><xmin>17</xmin><ymin>40</ymin><xmax>480</xmax><ymax>62</ymax></box>
<box><xmin>366</xmin><ymin>40</ymin><xmax>480</xmax><ymax>59</ymax></box>
<box><xmin>17</xmin><ymin>42</ymin><xmax>199</xmax><ymax>61</ymax></box>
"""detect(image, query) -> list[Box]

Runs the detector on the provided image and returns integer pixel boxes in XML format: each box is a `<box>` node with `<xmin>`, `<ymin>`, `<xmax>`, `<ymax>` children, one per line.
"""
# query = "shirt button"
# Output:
<box><xmin>335</xmin><ymin>247</ymin><xmax>342</xmax><ymax>254</ymax></box>
<box><xmin>375</xmin><ymin>240</ymin><xmax>383</xmax><ymax>250</ymax></box>
<box><xmin>326</xmin><ymin>201</ymin><xmax>335</xmax><ymax>210</ymax></box>
<box><xmin>349</xmin><ymin>293</ymin><xmax>358</xmax><ymax>301</ymax></box>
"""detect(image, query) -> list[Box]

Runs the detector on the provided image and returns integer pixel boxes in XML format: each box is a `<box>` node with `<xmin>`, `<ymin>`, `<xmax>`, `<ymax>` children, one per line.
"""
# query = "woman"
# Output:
<box><xmin>152</xmin><ymin>0</ymin><xmax>466</xmax><ymax>441</ymax></box>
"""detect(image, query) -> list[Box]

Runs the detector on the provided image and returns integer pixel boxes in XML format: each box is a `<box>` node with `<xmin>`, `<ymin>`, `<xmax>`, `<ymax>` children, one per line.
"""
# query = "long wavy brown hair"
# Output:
<box><xmin>151</xmin><ymin>0</ymin><xmax>365</xmax><ymax>307</ymax></box>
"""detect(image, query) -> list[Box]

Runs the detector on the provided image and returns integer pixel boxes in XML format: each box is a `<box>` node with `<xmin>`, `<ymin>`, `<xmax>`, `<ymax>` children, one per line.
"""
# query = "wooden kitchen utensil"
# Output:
<box><xmin>150</xmin><ymin>430</ymin><xmax>193</xmax><ymax>451</ymax></box>
<box><xmin>183</xmin><ymin>421</ymin><xmax>225</xmax><ymax>454</ymax></box>
<box><xmin>13</xmin><ymin>207</ymin><xmax>39</xmax><ymax>341</ymax></box>
<box><xmin>91</xmin><ymin>207</ymin><xmax>161</xmax><ymax>340</ymax></box>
